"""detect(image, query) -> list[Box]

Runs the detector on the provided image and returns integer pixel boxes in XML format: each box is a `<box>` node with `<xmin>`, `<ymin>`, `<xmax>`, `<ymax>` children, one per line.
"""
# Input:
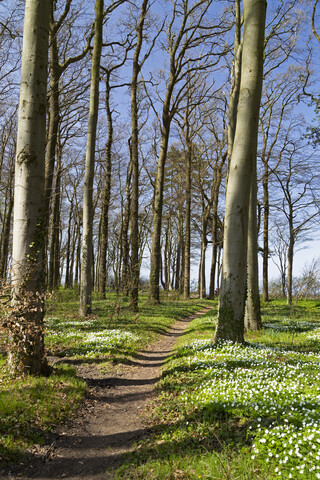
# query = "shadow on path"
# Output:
<box><xmin>4</xmin><ymin>309</ymin><xmax>211</xmax><ymax>480</ymax></box>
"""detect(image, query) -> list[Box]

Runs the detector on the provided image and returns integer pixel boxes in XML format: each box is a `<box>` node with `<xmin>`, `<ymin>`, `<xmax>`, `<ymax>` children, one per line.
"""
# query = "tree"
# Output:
<box><xmin>97</xmin><ymin>39</ymin><xmax>131</xmax><ymax>296</ymax></box>
<box><xmin>214</xmin><ymin>0</ymin><xmax>266</xmax><ymax>343</ymax></box>
<box><xmin>8</xmin><ymin>0</ymin><xmax>50</xmax><ymax>375</ymax></box>
<box><xmin>79</xmin><ymin>0</ymin><xmax>104</xmax><ymax>316</ymax></box>
<box><xmin>244</xmin><ymin>156</ymin><xmax>262</xmax><ymax>331</ymax></box>
<box><xmin>45</xmin><ymin>0</ymin><xmax>93</xmax><ymax>289</ymax></box>
<box><xmin>259</xmin><ymin>0</ymin><xmax>306</xmax><ymax>302</ymax></box>
<box><xmin>130</xmin><ymin>0</ymin><xmax>150</xmax><ymax>311</ymax></box>
<box><xmin>148</xmin><ymin>0</ymin><xmax>229</xmax><ymax>303</ymax></box>
<box><xmin>273</xmin><ymin>126</ymin><xmax>319</xmax><ymax>305</ymax></box>
<box><xmin>0</xmin><ymin>112</ymin><xmax>16</xmax><ymax>281</ymax></box>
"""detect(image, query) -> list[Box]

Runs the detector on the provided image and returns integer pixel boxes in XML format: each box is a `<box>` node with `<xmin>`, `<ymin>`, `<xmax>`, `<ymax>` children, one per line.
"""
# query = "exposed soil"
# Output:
<box><xmin>3</xmin><ymin>309</ymin><xmax>210</xmax><ymax>480</ymax></box>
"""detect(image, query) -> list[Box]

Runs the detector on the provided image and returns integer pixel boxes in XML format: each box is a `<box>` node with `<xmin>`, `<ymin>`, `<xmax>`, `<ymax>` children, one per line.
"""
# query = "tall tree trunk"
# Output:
<box><xmin>130</xmin><ymin>0</ymin><xmax>148</xmax><ymax>311</ymax></box>
<box><xmin>0</xmin><ymin>176</ymin><xmax>14</xmax><ymax>281</ymax></box>
<box><xmin>149</xmin><ymin>117</ymin><xmax>171</xmax><ymax>303</ymax></box>
<box><xmin>262</xmin><ymin>171</ymin><xmax>269</xmax><ymax>301</ymax></box>
<box><xmin>48</xmin><ymin>145</ymin><xmax>62</xmax><ymax>290</ymax></box>
<box><xmin>175</xmin><ymin>237</ymin><xmax>181</xmax><ymax>292</ymax></box>
<box><xmin>183</xmin><ymin>142</ymin><xmax>192</xmax><ymax>299</ymax></box>
<box><xmin>44</xmin><ymin>7</ymin><xmax>60</xmax><ymax>276</ymax></box>
<box><xmin>98</xmin><ymin>75</ymin><xmax>113</xmax><ymax>296</ymax></box>
<box><xmin>199</xmin><ymin>217</ymin><xmax>207</xmax><ymax>299</ymax></box>
<box><xmin>121</xmin><ymin>162</ymin><xmax>132</xmax><ymax>295</ymax></box>
<box><xmin>9</xmin><ymin>0</ymin><xmax>50</xmax><ymax>376</ymax></box>
<box><xmin>215</xmin><ymin>0</ymin><xmax>266</xmax><ymax>344</ymax></box>
<box><xmin>75</xmin><ymin>221</ymin><xmax>81</xmax><ymax>288</ymax></box>
<box><xmin>245</xmin><ymin>160</ymin><xmax>262</xmax><ymax>330</ymax></box>
<box><xmin>209</xmin><ymin>201</ymin><xmax>219</xmax><ymax>299</ymax></box>
<box><xmin>149</xmin><ymin>51</ymin><xmax>177</xmax><ymax>304</ymax></box>
<box><xmin>44</xmin><ymin>0</ymin><xmax>92</xmax><ymax>279</ymax></box>
<box><xmin>227</xmin><ymin>0</ymin><xmax>242</xmax><ymax>168</ymax></box>
<box><xmin>164</xmin><ymin>220</ymin><xmax>170</xmax><ymax>291</ymax></box>
<box><xmin>65</xmin><ymin>203</ymin><xmax>73</xmax><ymax>288</ymax></box>
<box><xmin>79</xmin><ymin>0</ymin><xmax>103</xmax><ymax>316</ymax></box>
<box><xmin>287</xmin><ymin>217</ymin><xmax>294</xmax><ymax>306</ymax></box>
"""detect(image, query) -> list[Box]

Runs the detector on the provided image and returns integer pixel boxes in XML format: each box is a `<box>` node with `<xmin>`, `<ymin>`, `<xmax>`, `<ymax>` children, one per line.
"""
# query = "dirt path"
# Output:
<box><xmin>5</xmin><ymin>309</ymin><xmax>210</xmax><ymax>480</ymax></box>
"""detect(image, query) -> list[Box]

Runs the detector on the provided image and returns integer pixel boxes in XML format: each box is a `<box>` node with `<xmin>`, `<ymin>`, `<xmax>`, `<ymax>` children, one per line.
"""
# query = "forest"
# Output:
<box><xmin>0</xmin><ymin>0</ymin><xmax>320</xmax><ymax>478</ymax></box>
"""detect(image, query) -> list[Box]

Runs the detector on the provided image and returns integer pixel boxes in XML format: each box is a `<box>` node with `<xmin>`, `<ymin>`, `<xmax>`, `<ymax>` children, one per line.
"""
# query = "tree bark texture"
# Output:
<box><xmin>227</xmin><ymin>0</ymin><xmax>242</xmax><ymax>167</ymax></box>
<box><xmin>9</xmin><ymin>0</ymin><xmax>50</xmax><ymax>376</ymax></box>
<box><xmin>215</xmin><ymin>0</ymin><xmax>266</xmax><ymax>343</ymax></box>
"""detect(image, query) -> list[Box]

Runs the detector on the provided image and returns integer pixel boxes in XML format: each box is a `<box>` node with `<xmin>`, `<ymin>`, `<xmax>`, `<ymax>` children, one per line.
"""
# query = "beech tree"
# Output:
<box><xmin>8</xmin><ymin>0</ymin><xmax>50</xmax><ymax>375</ymax></box>
<box><xmin>130</xmin><ymin>0</ymin><xmax>150</xmax><ymax>311</ymax></box>
<box><xmin>273</xmin><ymin>126</ymin><xmax>319</xmax><ymax>305</ymax></box>
<box><xmin>97</xmin><ymin>42</ymin><xmax>131</xmax><ymax>296</ymax></box>
<box><xmin>148</xmin><ymin>0</ymin><xmax>229</xmax><ymax>303</ymax></box>
<box><xmin>0</xmin><ymin>112</ymin><xmax>16</xmax><ymax>281</ymax></box>
<box><xmin>214</xmin><ymin>0</ymin><xmax>266</xmax><ymax>343</ymax></box>
<box><xmin>79</xmin><ymin>0</ymin><xmax>104</xmax><ymax>316</ymax></box>
<box><xmin>45</xmin><ymin>0</ymin><xmax>93</xmax><ymax>289</ymax></box>
<box><xmin>260</xmin><ymin>0</ymin><xmax>306</xmax><ymax>302</ymax></box>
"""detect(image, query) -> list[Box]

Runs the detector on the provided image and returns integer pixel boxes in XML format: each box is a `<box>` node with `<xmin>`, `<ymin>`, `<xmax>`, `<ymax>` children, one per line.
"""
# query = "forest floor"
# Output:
<box><xmin>3</xmin><ymin>309</ymin><xmax>210</xmax><ymax>480</ymax></box>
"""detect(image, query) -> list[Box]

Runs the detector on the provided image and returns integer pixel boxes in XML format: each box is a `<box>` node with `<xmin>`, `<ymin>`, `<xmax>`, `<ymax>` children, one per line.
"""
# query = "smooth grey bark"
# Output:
<box><xmin>9</xmin><ymin>0</ymin><xmax>50</xmax><ymax>376</ymax></box>
<box><xmin>214</xmin><ymin>0</ymin><xmax>266</xmax><ymax>343</ymax></box>
<box><xmin>227</xmin><ymin>0</ymin><xmax>242</xmax><ymax>167</ymax></box>
<box><xmin>79</xmin><ymin>0</ymin><xmax>103</xmax><ymax>316</ymax></box>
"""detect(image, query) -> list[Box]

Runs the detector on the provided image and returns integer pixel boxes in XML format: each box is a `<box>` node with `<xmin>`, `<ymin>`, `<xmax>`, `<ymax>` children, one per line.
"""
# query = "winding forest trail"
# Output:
<box><xmin>7</xmin><ymin>309</ymin><xmax>210</xmax><ymax>480</ymax></box>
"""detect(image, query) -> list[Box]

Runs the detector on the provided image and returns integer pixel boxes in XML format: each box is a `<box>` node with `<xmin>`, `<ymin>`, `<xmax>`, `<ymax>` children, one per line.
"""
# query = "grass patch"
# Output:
<box><xmin>45</xmin><ymin>293</ymin><xmax>214</xmax><ymax>361</ymax></box>
<box><xmin>0</xmin><ymin>364</ymin><xmax>86</xmax><ymax>464</ymax></box>
<box><xmin>0</xmin><ymin>290</ymin><xmax>214</xmax><ymax>466</ymax></box>
<box><xmin>117</xmin><ymin>298</ymin><xmax>320</xmax><ymax>480</ymax></box>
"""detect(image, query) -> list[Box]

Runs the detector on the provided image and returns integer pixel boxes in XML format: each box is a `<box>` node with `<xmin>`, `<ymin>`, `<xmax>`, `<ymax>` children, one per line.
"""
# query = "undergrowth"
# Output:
<box><xmin>0</xmin><ymin>291</ymin><xmax>213</xmax><ymax>466</ymax></box>
<box><xmin>0</xmin><ymin>364</ymin><xmax>86</xmax><ymax>464</ymax></box>
<box><xmin>116</xmin><ymin>299</ymin><xmax>320</xmax><ymax>480</ymax></box>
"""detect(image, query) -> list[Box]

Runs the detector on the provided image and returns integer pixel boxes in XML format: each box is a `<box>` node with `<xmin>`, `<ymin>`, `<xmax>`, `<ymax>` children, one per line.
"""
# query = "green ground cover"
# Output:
<box><xmin>117</xmin><ymin>299</ymin><xmax>320</xmax><ymax>479</ymax></box>
<box><xmin>0</xmin><ymin>291</ymin><xmax>213</xmax><ymax>464</ymax></box>
<box><xmin>2</xmin><ymin>294</ymin><xmax>320</xmax><ymax>478</ymax></box>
